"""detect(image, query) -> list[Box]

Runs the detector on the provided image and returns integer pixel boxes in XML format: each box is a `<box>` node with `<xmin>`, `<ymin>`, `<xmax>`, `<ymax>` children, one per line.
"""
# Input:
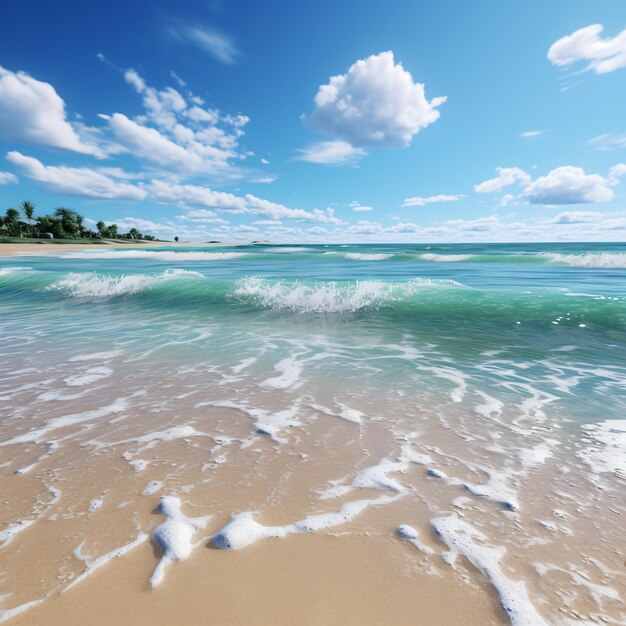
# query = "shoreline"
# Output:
<box><xmin>0</xmin><ymin>240</ymin><xmax>242</xmax><ymax>258</ymax></box>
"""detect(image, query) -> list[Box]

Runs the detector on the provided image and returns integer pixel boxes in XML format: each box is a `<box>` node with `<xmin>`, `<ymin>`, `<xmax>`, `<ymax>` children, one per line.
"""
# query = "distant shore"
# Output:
<box><xmin>0</xmin><ymin>240</ymin><xmax>241</xmax><ymax>257</ymax></box>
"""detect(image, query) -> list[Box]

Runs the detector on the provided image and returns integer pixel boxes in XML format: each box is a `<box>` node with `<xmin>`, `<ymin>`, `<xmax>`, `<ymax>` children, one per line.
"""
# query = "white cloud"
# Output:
<box><xmin>303</xmin><ymin>51</ymin><xmax>445</xmax><ymax>149</ymax></box>
<box><xmin>106</xmin><ymin>113</ymin><xmax>206</xmax><ymax>171</ymax></box>
<box><xmin>474</xmin><ymin>167</ymin><xmax>531</xmax><ymax>193</ymax></box>
<box><xmin>522</xmin><ymin>166</ymin><xmax>617</xmax><ymax>204</ymax></box>
<box><xmin>169</xmin><ymin>24</ymin><xmax>240</xmax><ymax>64</ymax></box>
<box><xmin>7</xmin><ymin>152</ymin><xmax>147</xmax><ymax>201</ymax></box>
<box><xmin>549</xmin><ymin>211</ymin><xmax>602</xmax><ymax>224</ymax></box>
<box><xmin>147</xmin><ymin>179</ymin><xmax>341</xmax><ymax>223</ymax></box>
<box><xmin>260</xmin><ymin>158</ymin><xmax>270</xmax><ymax>165</ymax></box>
<box><xmin>105</xmin><ymin>69</ymin><xmax>247</xmax><ymax>177</ymax></box>
<box><xmin>608</xmin><ymin>163</ymin><xmax>626</xmax><ymax>184</ymax></box>
<box><xmin>0</xmin><ymin>171</ymin><xmax>17</xmax><ymax>184</ymax></box>
<box><xmin>0</xmin><ymin>65</ymin><xmax>102</xmax><ymax>156</ymax></box>
<box><xmin>350</xmin><ymin>203</ymin><xmax>373</xmax><ymax>212</ymax></box>
<box><xmin>251</xmin><ymin>176</ymin><xmax>277</xmax><ymax>184</ymax></box>
<box><xmin>520</xmin><ymin>130</ymin><xmax>543</xmax><ymax>137</ymax></box>
<box><xmin>296</xmin><ymin>140</ymin><xmax>366</xmax><ymax>166</ymax></box>
<box><xmin>476</xmin><ymin>164</ymin><xmax>625</xmax><ymax>205</ymax></box>
<box><xmin>548</xmin><ymin>24</ymin><xmax>626</xmax><ymax>74</ymax></box>
<box><xmin>402</xmin><ymin>194</ymin><xmax>463</xmax><ymax>207</ymax></box>
<box><xmin>589</xmin><ymin>133</ymin><xmax>626</xmax><ymax>151</ymax></box>
<box><xmin>149</xmin><ymin>179</ymin><xmax>247</xmax><ymax>210</ymax></box>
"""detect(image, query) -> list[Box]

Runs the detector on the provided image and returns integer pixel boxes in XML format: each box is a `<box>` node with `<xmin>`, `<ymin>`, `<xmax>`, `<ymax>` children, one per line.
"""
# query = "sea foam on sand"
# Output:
<box><xmin>150</xmin><ymin>496</ymin><xmax>210</xmax><ymax>588</ymax></box>
<box><xmin>432</xmin><ymin>515</ymin><xmax>548</xmax><ymax>626</ymax></box>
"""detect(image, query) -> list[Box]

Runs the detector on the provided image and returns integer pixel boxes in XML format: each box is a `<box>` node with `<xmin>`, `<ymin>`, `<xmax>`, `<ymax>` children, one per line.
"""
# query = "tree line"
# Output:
<box><xmin>0</xmin><ymin>201</ymin><xmax>156</xmax><ymax>241</ymax></box>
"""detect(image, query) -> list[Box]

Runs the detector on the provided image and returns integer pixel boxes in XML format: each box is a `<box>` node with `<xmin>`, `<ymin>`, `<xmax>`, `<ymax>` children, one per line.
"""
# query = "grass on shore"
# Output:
<box><xmin>0</xmin><ymin>236</ymin><xmax>167</xmax><ymax>245</ymax></box>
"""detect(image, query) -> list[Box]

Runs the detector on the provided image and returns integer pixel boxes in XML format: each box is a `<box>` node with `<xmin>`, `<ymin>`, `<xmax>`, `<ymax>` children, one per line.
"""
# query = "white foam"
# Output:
<box><xmin>0</xmin><ymin>266</ymin><xmax>34</xmax><ymax>275</ymax></box>
<box><xmin>149</xmin><ymin>496</ymin><xmax>210</xmax><ymax>588</ymax></box>
<box><xmin>143</xmin><ymin>481</ymin><xmax>163</xmax><ymax>496</ymax></box>
<box><xmin>211</xmin><ymin>494</ymin><xmax>399</xmax><ymax>550</ymax></box>
<box><xmin>318</xmin><ymin>456</ymin><xmax>407</xmax><ymax>499</ymax></box>
<box><xmin>0</xmin><ymin>399</ymin><xmax>127</xmax><ymax>446</ymax></box>
<box><xmin>129</xmin><ymin>459</ymin><xmax>149</xmax><ymax>472</ymax></box>
<box><xmin>267</xmin><ymin>247</ymin><xmax>311</xmax><ymax>253</ymax></box>
<box><xmin>198</xmin><ymin>400</ymin><xmax>300</xmax><ymax>444</ymax></box>
<box><xmin>234</xmin><ymin>277</ymin><xmax>463</xmax><ymax>313</ymax></box>
<box><xmin>59</xmin><ymin>250</ymin><xmax>246</xmax><ymax>261</ymax></box>
<box><xmin>47</xmin><ymin>269</ymin><xmax>202</xmax><ymax>299</ymax></box>
<box><xmin>64</xmin><ymin>367</ymin><xmax>113</xmax><ymax>387</ymax></box>
<box><xmin>0</xmin><ymin>519</ymin><xmax>35</xmax><ymax>547</ymax></box>
<box><xmin>310</xmin><ymin>402</ymin><xmax>363</xmax><ymax>424</ymax></box>
<box><xmin>577</xmin><ymin>420</ymin><xmax>626</xmax><ymax>480</ymax></box>
<box><xmin>69</xmin><ymin>350</ymin><xmax>123</xmax><ymax>362</ymax></box>
<box><xmin>396</xmin><ymin>524</ymin><xmax>435</xmax><ymax>554</ymax></box>
<box><xmin>88</xmin><ymin>498</ymin><xmax>103</xmax><ymax>512</ymax></box>
<box><xmin>65</xmin><ymin>533</ymin><xmax>148</xmax><ymax>592</ymax></box>
<box><xmin>344</xmin><ymin>253</ymin><xmax>393</xmax><ymax>261</ymax></box>
<box><xmin>419</xmin><ymin>253</ymin><xmax>473</xmax><ymax>262</ymax></box>
<box><xmin>0</xmin><ymin>596</ymin><xmax>46</xmax><ymax>623</ymax></box>
<box><xmin>540</xmin><ymin>252</ymin><xmax>626</xmax><ymax>269</ymax></box>
<box><xmin>231</xmin><ymin>357</ymin><xmax>257</xmax><ymax>374</ymax></box>
<box><xmin>259</xmin><ymin>357</ymin><xmax>303</xmax><ymax>390</ymax></box>
<box><xmin>432</xmin><ymin>515</ymin><xmax>548</xmax><ymax>626</ymax></box>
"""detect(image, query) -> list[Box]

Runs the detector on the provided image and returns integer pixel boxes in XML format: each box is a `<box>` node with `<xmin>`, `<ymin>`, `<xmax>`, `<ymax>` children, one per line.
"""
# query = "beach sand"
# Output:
<box><xmin>0</xmin><ymin>240</ymin><xmax>240</xmax><ymax>257</ymax></box>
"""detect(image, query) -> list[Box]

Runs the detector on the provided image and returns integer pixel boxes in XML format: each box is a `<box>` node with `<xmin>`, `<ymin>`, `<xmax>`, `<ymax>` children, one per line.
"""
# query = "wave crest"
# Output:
<box><xmin>48</xmin><ymin>269</ymin><xmax>203</xmax><ymax>299</ymax></box>
<box><xmin>540</xmin><ymin>252</ymin><xmax>626</xmax><ymax>269</ymax></box>
<box><xmin>233</xmin><ymin>277</ymin><xmax>464</xmax><ymax>313</ymax></box>
<box><xmin>419</xmin><ymin>253</ymin><xmax>474</xmax><ymax>262</ymax></box>
<box><xmin>344</xmin><ymin>253</ymin><xmax>394</xmax><ymax>261</ymax></box>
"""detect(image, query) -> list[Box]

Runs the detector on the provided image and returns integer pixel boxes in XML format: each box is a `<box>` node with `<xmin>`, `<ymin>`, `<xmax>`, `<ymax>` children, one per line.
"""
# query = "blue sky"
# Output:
<box><xmin>1</xmin><ymin>0</ymin><xmax>625</xmax><ymax>242</ymax></box>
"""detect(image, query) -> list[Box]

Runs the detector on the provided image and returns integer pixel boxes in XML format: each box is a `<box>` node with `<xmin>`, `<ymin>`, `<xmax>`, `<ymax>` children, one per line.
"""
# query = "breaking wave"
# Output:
<box><xmin>47</xmin><ymin>269</ymin><xmax>203</xmax><ymax>299</ymax></box>
<box><xmin>539</xmin><ymin>252</ymin><xmax>626</xmax><ymax>269</ymax></box>
<box><xmin>232</xmin><ymin>276</ymin><xmax>465</xmax><ymax>313</ymax></box>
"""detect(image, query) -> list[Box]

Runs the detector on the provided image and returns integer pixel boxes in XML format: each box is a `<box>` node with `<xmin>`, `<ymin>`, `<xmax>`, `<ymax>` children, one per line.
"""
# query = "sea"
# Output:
<box><xmin>0</xmin><ymin>242</ymin><xmax>624</xmax><ymax>624</ymax></box>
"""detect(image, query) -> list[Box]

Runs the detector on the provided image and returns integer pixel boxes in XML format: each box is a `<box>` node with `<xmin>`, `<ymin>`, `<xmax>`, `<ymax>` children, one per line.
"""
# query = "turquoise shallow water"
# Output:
<box><xmin>2</xmin><ymin>241</ymin><xmax>626</xmax><ymax>438</ymax></box>
<box><xmin>2</xmin><ymin>241</ymin><xmax>626</xmax><ymax>426</ymax></box>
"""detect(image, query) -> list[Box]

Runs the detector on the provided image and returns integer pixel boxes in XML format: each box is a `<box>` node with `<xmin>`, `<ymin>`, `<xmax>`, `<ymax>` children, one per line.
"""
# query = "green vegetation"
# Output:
<box><xmin>0</xmin><ymin>201</ymin><xmax>158</xmax><ymax>241</ymax></box>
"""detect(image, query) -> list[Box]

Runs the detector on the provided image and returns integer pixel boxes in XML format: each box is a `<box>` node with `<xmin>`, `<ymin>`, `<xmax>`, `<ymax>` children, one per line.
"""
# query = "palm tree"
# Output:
<box><xmin>4</xmin><ymin>208</ymin><xmax>21</xmax><ymax>237</ymax></box>
<box><xmin>21</xmin><ymin>200</ymin><xmax>35</xmax><ymax>225</ymax></box>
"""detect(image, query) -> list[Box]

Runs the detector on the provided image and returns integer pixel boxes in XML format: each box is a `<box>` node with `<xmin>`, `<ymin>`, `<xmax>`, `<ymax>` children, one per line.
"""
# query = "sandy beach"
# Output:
<box><xmin>0</xmin><ymin>240</ymin><xmax>241</xmax><ymax>258</ymax></box>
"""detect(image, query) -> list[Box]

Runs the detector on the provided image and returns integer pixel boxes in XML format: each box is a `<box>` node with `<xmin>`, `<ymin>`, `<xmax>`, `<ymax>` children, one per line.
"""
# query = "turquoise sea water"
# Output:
<box><xmin>1</xmin><ymin>242</ymin><xmax>625</xmax><ymax>623</ymax></box>
<box><xmin>2</xmin><ymin>242</ymin><xmax>626</xmax><ymax>423</ymax></box>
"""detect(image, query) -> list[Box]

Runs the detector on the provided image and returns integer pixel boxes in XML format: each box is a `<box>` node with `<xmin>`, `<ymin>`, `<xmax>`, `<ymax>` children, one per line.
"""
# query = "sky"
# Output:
<box><xmin>1</xmin><ymin>0</ymin><xmax>626</xmax><ymax>243</ymax></box>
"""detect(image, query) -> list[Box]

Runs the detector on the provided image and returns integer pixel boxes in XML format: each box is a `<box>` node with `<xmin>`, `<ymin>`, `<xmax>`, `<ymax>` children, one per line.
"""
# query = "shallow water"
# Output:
<box><xmin>0</xmin><ymin>242</ymin><xmax>625</xmax><ymax>624</ymax></box>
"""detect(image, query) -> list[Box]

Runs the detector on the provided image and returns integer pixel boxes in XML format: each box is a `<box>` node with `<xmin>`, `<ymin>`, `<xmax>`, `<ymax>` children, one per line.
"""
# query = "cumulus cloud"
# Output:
<box><xmin>296</xmin><ymin>140</ymin><xmax>366</xmax><ymax>166</ymax></box>
<box><xmin>402</xmin><ymin>194</ymin><xmax>463</xmax><ymax>207</ymax></box>
<box><xmin>0</xmin><ymin>65</ymin><xmax>102</xmax><ymax>156</ymax></box>
<box><xmin>106</xmin><ymin>113</ymin><xmax>205</xmax><ymax>171</ymax></box>
<box><xmin>0</xmin><ymin>171</ymin><xmax>17</xmax><ymax>184</ymax></box>
<box><xmin>548</xmin><ymin>24</ymin><xmax>626</xmax><ymax>74</ymax></box>
<box><xmin>303</xmin><ymin>51</ymin><xmax>445</xmax><ymax>150</ymax></box>
<box><xmin>105</xmin><ymin>70</ymin><xmax>247</xmax><ymax>175</ymax></box>
<box><xmin>520</xmin><ymin>130</ymin><xmax>543</xmax><ymax>137</ymax></box>
<box><xmin>474</xmin><ymin>167</ymin><xmax>531</xmax><ymax>193</ymax></box>
<box><xmin>476</xmin><ymin>164</ymin><xmax>625</xmax><ymax>205</ymax></box>
<box><xmin>7</xmin><ymin>151</ymin><xmax>147</xmax><ymax>200</ymax></box>
<box><xmin>523</xmin><ymin>166</ymin><xmax>618</xmax><ymax>204</ymax></box>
